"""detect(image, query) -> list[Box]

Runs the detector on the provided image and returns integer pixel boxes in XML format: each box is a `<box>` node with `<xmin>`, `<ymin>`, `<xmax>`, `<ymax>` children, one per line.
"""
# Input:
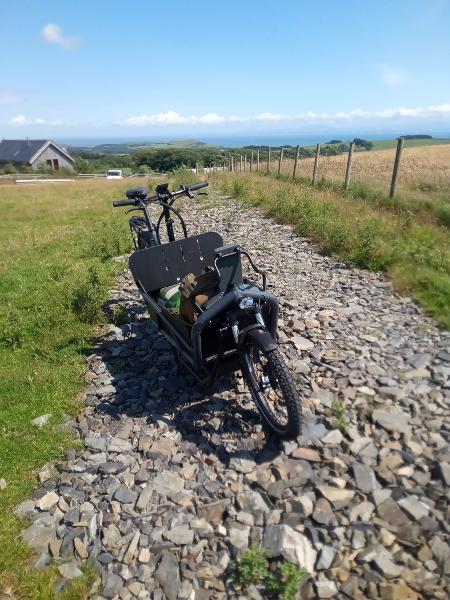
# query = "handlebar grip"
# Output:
<box><xmin>113</xmin><ymin>199</ymin><xmax>137</xmax><ymax>207</ymax></box>
<box><xmin>189</xmin><ymin>181</ymin><xmax>209</xmax><ymax>191</ymax></box>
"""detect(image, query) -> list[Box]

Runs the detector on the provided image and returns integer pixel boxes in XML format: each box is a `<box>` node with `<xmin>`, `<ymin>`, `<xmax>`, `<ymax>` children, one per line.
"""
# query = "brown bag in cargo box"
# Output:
<box><xmin>179</xmin><ymin>266</ymin><xmax>218</xmax><ymax>324</ymax></box>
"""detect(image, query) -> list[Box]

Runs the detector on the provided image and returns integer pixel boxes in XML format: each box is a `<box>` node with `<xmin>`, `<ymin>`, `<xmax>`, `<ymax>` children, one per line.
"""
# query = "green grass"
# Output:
<box><xmin>208</xmin><ymin>169</ymin><xmax>450</xmax><ymax>329</ymax></box>
<box><xmin>371</xmin><ymin>138</ymin><xmax>450</xmax><ymax>150</ymax></box>
<box><xmin>0</xmin><ymin>178</ymin><xmax>168</xmax><ymax>597</ymax></box>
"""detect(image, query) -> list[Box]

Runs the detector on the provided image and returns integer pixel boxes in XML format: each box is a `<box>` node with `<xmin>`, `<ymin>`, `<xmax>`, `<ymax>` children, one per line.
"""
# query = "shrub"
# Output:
<box><xmin>1</xmin><ymin>162</ymin><xmax>18</xmax><ymax>175</ymax></box>
<box><xmin>234</xmin><ymin>542</ymin><xmax>308</xmax><ymax>600</ymax></box>
<box><xmin>266</xmin><ymin>561</ymin><xmax>308</xmax><ymax>600</ymax></box>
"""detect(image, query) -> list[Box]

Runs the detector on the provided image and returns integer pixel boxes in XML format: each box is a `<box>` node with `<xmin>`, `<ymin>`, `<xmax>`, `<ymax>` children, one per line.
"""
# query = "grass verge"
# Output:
<box><xmin>207</xmin><ymin>169</ymin><xmax>450</xmax><ymax>329</ymax></box>
<box><xmin>0</xmin><ymin>178</ymin><xmax>165</xmax><ymax>598</ymax></box>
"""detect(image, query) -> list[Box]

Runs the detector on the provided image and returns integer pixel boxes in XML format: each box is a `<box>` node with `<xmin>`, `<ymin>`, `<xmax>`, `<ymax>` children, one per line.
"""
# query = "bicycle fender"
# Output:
<box><xmin>243</xmin><ymin>328</ymin><xmax>278</xmax><ymax>352</ymax></box>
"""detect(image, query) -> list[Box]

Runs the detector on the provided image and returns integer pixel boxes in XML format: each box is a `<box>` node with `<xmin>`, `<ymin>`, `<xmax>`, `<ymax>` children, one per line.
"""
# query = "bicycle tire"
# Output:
<box><xmin>244</xmin><ymin>346</ymin><xmax>303</xmax><ymax>440</ymax></box>
<box><xmin>155</xmin><ymin>203</ymin><xmax>188</xmax><ymax>245</ymax></box>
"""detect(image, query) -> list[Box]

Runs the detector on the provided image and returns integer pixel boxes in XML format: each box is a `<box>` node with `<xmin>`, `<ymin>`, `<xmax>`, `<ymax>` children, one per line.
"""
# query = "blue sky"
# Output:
<box><xmin>1</xmin><ymin>0</ymin><xmax>449</xmax><ymax>141</ymax></box>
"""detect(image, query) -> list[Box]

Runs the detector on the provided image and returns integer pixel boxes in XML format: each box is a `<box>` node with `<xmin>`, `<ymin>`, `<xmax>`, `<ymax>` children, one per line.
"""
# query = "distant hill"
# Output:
<box><xmin>67</xmin><ymin>139</ymin><xmax>224</xmax><ymax>154</ymax></box>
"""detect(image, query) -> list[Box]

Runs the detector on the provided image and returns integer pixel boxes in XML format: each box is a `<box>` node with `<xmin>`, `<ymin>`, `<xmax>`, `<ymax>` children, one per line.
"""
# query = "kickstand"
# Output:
<box><xmin>201</xmin><ymin>332</ymin><xmax>224</xmax><ymax>388</ymax></box>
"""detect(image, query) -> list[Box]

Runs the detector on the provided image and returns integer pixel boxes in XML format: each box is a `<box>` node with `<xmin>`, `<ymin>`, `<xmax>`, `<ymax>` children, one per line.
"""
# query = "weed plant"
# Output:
<box><xmin>234</xmin><ymin>542</ymin><xmax>307</xmax><ymax>600</ymax></box>
<box><xmin>331</xmin><ymin>398</ymin><xmax>348</xmax><ymax>433</ymax></box>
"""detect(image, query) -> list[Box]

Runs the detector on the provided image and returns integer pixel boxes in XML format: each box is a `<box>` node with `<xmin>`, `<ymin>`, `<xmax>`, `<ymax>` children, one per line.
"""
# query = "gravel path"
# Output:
<box><xmin>16</xmin><ymin>193</ymin><xmax>450</xmax><ymax>600</ymax></box>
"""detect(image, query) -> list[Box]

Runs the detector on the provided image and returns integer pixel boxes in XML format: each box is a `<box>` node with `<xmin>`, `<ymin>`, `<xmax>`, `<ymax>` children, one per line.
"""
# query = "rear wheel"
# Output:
<box><xmin>244</xmin><ymin>346</ymin><xmax>302</xmax><ymax>440</ymax></box>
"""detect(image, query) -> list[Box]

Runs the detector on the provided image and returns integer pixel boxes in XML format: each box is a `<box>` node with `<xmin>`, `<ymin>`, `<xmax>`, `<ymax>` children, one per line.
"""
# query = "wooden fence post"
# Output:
<box><xmin>390</xmin><ymin>137</ymin><xmax>404</xmax><ymax>198</ymax></box>
<box><xmin>278</xmin><ymin>147</ymin><xmax>284</xmax><ymax>176</ymax></box>
<box><xmin>250</xmin><ymin>150</ymin><xmax>253</xmax><ymax>171</ymax></box>
<box><xmin>293</xmin><ymin>145</ymin><xmax>300</xmax><ymax>180</ymax></box>
<box><xmin>267</xmin><ymin>147</ymin><xmax>271</xmax><ymax>172</ymax></box>
<box><xmin>312</xmin><ymin>143</ymin><xmax>320</xmax><ymax>185</ymax></box>
<box><xmin>257</xmin><ymin>149</ymin><xmax>260</xmax><ymax>171</ymax></box>
<box><xmin>231</xmin><ymin>156</ymin><xmax>234</xmax><ymax>172</ymax></box>
<box><xmin>196</xmin><ymin>162</ymin><xmax>198</xmax><ymax>174</ymax></box>
<box><xmin>240</xmin><ymin>155</ymin><xmax>242</xmax><ymax>172</ymax></box>
<box><xmin>344</xmin><ymin>142</ymin><xmax>355</xmax><ymax>190</ymax></box>
<box><xmin>244</xmin><ymin>154</ymin><xmax>247</xmax><ymax>172</ymax></box>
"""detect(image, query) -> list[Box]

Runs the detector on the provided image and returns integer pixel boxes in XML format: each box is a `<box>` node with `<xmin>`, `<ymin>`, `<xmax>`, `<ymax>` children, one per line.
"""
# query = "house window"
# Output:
<box><xmin>53</xmin><ymin>159</ymin><xmax>59</xmax><ymax>169</ymax></box>
<box><xmin>47</xmin><ymin>160</ymin><xmax>52</xmax><ymax>167</ymax></box>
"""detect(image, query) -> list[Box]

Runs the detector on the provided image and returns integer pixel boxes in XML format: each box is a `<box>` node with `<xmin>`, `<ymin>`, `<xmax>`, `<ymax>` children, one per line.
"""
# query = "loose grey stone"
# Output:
<box><xmin>229</xmin><ymin>450</ymin><xmax>256</xmax><ymax>473</ymax></box>
<box><xmin>103</xmin><ymin>574</ymin><xmax>124</xmax><ymax>599</ymax></box>
<box><xmin>32</xmin><ymin>414</ymin><xmax>52</xmax><ymax>427</ymax></box>
<box><xmin>262</xmin><ymin>524</ymin><xmax>316</xmax><ymax>572</ymax></box>
<box><xmin>114</xmin><ymin>488</ymin><xmax>137</xmax><ymax>504</ymax></box>
<box><xmin>154</xmin><ymin>552</ymin><xmax>181</xmax><ymax>600</ymax></box>
<box><xmin>236</xmin><ymin>490</ymin><xmax>270</xmax><ymax>514</ymax></box>
<box><xmin>58</xmin><ymin>560</ymin><xmax>83</xmax><ymax>579</ymax></box>
<box><xmin>153</xmin><ymin>471</ymin><xmax>184</xmax><ymax>495</ymax></box>
<box><xmin>353</xmin><ymin>462</ymin><xmax>377</xmax><ymax>493</ymax></box>
<box><xmin>98</xmin><ymin>462</ymin><xmax>127</xmax><ymax>475</ymax></box>
<box><xmin>317</xmin><ymin>546</ymin><xmax>336</xmax><ymax>570</ymax></box>
<box><xmin>316</xmin><ymin>581</ymin><xmax>338</xmax><ymax>599</ymax></box>
<box><xmin>372</xmin><ymin>409</ymin><xmax>411</xmax><ymax>434</ymax></box>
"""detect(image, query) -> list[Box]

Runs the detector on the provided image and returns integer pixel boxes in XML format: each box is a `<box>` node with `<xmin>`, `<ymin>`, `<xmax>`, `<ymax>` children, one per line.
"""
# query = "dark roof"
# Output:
<box><xmin>0</xmin><ymin>140</ymin><xmax>48</xmax><ymax>162</ymax></box>
<box><xmin>0</xmin><ymin>140</ymin><xmax>73</xmax><ymax>163</ymax></box>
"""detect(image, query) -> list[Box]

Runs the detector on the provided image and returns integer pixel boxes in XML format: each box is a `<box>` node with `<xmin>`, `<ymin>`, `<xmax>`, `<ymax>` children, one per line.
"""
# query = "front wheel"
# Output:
<box><xmin>244</xmin><ymin>346</ymin><xmax>303</xmax><ymax>440</ymax></box>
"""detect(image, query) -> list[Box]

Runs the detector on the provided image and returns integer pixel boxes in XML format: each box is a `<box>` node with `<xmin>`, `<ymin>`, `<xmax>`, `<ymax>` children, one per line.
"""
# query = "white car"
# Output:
<box><xmin>107</xmin><ymin>169</ymin><xmax>123</xmax><ymax>179</ymax></box>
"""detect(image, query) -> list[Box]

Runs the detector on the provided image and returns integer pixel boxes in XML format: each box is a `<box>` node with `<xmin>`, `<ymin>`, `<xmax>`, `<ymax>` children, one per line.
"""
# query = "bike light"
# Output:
<box><xmin>239</xmin><ymin>297</ymin><xmax>254</xmax><ymax>309</ymax></box>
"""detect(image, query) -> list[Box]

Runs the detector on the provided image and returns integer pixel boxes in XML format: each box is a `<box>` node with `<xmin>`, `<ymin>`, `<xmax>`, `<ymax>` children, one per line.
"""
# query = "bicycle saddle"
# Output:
<box><xmin>126</xmin><ymin>187</ymin><xmax>150</xmax><ymax>199</ymax></box>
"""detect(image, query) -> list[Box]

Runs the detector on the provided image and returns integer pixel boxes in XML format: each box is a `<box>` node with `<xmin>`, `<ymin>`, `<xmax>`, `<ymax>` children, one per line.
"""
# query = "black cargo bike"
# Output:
<box><xmin>113</xmin><ymin>181</ymin><xmax>303</xmax><ymax>440</ymax></box>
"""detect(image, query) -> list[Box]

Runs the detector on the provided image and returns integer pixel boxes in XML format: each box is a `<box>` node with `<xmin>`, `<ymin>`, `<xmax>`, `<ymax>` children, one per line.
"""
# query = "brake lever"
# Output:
<box><xmin>125</xmin><ymin>207</ymin><xmax>142</xmax><ymax>214</ymax></box>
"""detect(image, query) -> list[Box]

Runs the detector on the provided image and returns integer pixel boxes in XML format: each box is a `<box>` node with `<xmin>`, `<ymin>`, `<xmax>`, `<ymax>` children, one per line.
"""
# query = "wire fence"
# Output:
<box><xmin>218</xmin><ymin>139</ymin><xmax>406</xmax><ymax>198</ymax></box>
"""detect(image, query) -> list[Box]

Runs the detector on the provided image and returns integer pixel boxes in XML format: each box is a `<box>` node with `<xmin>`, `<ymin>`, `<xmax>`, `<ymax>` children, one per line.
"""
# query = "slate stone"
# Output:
<box><xmin>154</xmin><ymin>552</ymin><xmax>181</xmax><ymax>600</ymax></box>
<box><xmin>377</xmin><ymin>497</ymin><xmax>410</xmax><ymax>527</ymax></box>
<box><xmin>313</xmin><ymin>498</ymin><xmax>338</xmax><ymax>527</ymax></box>
<box><xmin>103</xmin><ymin>573</ymin><xmax>124</xmax><ymax>599</ymax></box>
<box><xmin>113</xmin><ymin>488</ymin><xmax>137</xmax><ymax>504</ymax></box>
<box><xmin>98</xmin><ymin>462</ymin><xmax>127</xmax><ymax>475</ymax></box>
<box><xmin>353</xmin><ymin>462</ymin><xmax>377</xmax><ymax>493</ymax></box>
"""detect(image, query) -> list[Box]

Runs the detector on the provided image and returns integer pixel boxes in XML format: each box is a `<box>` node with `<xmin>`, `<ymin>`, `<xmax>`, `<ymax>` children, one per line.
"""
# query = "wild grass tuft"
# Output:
<box><xmin>234</xmin><ymin>542</ymin><xmax>308</xmax><ymax>600</ymax></box>
<box><xmin>331</xmin><ymin>397</ymin><xmax>348</xmax><ymax>433</ymax></box>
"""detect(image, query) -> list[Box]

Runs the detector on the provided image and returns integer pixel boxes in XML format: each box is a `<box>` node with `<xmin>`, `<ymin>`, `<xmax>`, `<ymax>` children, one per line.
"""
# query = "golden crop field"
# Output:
<box><xmin>278</xmin><ymin>144</ymin><xmax>450</xmax><ymax>201</ymax></box>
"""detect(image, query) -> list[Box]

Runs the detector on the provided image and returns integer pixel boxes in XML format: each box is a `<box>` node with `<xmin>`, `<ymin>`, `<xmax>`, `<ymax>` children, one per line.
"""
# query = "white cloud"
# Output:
<box><xmin>380</xmin><ymin>64</ymin><xmax>409</xmax><ymax>87</ymax></box>
<box><xmin>125</xmin><ymin>111</ymin><xmax>225</xmax><ymax>125</ymax></box>
<box><xmin>122</xmin><ymin>104</ymin><xmax>450</xmax><ymax>127</ymax></box>
<box><xmin>41</xmin><ymin>24</ymin><xmax>81</xmax><ymax>51</ymax></box>
<box><xmin>9</xmin><ymin>115</ymin><xmax>66</xmax><ymax>126</ymax></box>
<box><xmin>10</xmin><ymin>115</ymin><xmax>28</xmax><ymax>125</ymax></box>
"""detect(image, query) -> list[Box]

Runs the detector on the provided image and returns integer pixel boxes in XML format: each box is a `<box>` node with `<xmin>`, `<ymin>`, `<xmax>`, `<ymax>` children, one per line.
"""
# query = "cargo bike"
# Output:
<box><xmin>113</xmin><ymin>181</ymin><xmax>303</xmax><ymax>439</ymax></box>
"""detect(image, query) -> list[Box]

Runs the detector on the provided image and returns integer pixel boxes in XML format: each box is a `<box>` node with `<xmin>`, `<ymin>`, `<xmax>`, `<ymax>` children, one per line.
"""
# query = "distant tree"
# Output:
<box><xmin>399</xmin><ymin>135</ymin><xmax>433</xmax><ymax>140</ymax></box>
<box><xmin>326</xmin><ymin>140</ymin><xmax>343</xmax><ymax>144</ymax></box>
<box><xmin>73</xmin><ymin>156</ymin><xmax>91</xmax><ymax>174</ymax></box>
<box><xmin>353</xmin><ymin>138</ymin><xmax>373</xmax><ymax>151</ymax></box>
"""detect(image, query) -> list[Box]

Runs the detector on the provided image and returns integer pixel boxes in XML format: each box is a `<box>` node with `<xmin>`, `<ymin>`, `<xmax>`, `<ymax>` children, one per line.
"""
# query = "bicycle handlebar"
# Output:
<box><xmin>112</xmin><ymin>181</ymin><xmax>209</xmax><ymax>208</ymax></box>
<box><xmin>113</xmin><ymin>199</ymin><xmax>138</xmax><ymax>207</ymax></box>
<box><xmin>189</xmin><ymin>181</ymin><xmax>209</xmax><ymax>191</ymax></box>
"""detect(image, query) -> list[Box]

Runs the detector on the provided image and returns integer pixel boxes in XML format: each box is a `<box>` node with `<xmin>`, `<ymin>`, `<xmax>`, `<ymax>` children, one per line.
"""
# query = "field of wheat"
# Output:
<box><xmin>272</xmin><ymin>144</ymin><xmax>450</xmax><ymax>201</ymax></box>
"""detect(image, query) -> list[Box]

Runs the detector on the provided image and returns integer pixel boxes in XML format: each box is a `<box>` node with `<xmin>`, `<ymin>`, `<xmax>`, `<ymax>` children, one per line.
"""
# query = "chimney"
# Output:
<box><xmin>27</xmin><ymin>137</ymin><xmax>30</xmax><ymax>146</ymax></box>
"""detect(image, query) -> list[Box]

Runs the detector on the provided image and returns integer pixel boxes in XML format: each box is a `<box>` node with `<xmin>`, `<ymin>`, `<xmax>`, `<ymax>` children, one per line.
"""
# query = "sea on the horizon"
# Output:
<box><xmin>56</xmin><ymin>131</ymin><xmax>450</xmax><ymax>150</ymax></box>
